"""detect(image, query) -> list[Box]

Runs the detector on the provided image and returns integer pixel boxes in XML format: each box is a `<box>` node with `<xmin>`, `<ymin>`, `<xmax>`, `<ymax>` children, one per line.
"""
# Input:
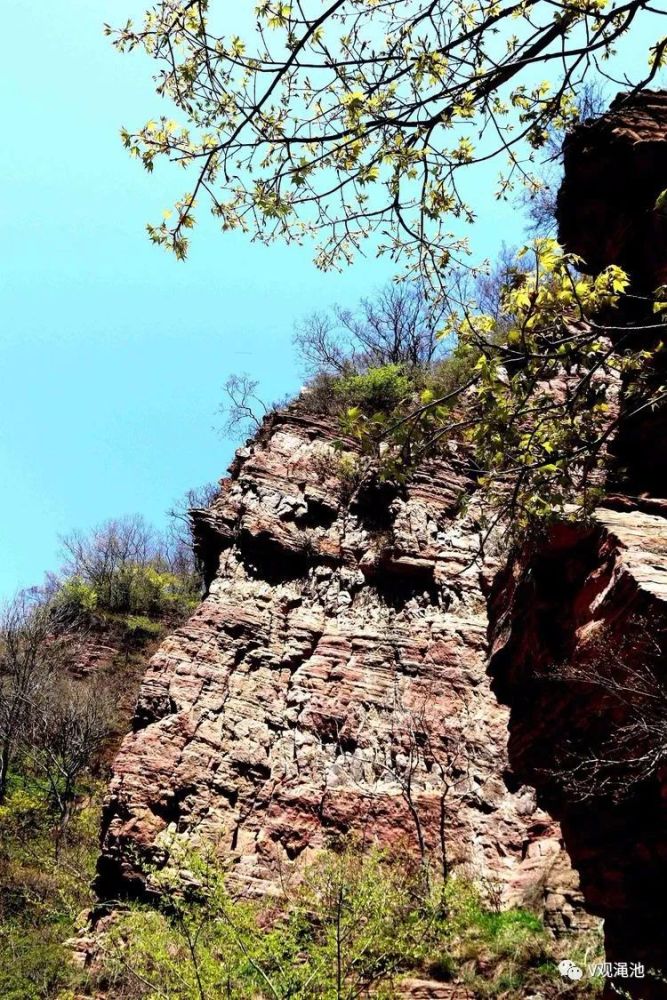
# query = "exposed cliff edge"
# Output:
<box><xmin>558</xmin><ymin>89</ymin><xmax>667</xmax><ymax>295</ymax></box>
<box><xmin>558</xmin><ymin>88</ymin><xmax>667</xmax><ymax>498</ymax></box>
<box><xmin>97</xmin><ymin>413</ymin><xmax>584</xmax><ymax>930</ymax></box>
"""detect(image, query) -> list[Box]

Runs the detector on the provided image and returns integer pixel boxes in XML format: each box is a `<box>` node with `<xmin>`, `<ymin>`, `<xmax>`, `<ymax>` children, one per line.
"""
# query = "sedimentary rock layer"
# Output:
<box><xmin>558</xmin><ymin>88</ymin><xmax>667</xmax><ymax>293</ymax></box>
<box><xmin>97</xmin><ymin>412</ymin><xmax>583</xmax><ymax>930</ymax></box>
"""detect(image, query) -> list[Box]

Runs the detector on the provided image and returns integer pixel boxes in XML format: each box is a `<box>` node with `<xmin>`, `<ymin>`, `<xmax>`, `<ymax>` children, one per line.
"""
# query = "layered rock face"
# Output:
<box><xmin>558</xmin><ymin>89</ymin><xmax>667</xmax><ymax>497</ymax></box>
<box><xmin>97</xmin><ymin>85</ymin><xmax>667</xmax><ymax>996</ymax></box>
<box><xmin>97</xmin><ymin>414</ymin><xmax>583</xmax><ymax>928</ymax></box>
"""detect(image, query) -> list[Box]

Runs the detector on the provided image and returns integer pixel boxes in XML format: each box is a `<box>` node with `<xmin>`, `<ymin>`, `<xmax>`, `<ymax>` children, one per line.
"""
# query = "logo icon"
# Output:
<box><xmin>558</xmin><ymin>959</ymin><xmax>583</xmax><ymax>981</ymax></box>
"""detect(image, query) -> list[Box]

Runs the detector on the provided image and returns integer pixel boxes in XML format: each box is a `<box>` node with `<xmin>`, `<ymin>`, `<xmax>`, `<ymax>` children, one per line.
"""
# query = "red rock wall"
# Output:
<box><xmin>557</xmin><ymin>89</ymin><xmax>667</xmax><ymax>294</ymax></box>
<box><xmin>488</xmin><ymin>510</ymin><xmax>667</xmax><ymax>996</ymax></box>
<box><xmin>97</xmin><ymin>412</ymin><xmax>584</xmax><ymax>930</ymax></box>
<box><xmin>97</xmin><ymin>87</ymin><xmax>667</xmax><ymax>992</ymax></box>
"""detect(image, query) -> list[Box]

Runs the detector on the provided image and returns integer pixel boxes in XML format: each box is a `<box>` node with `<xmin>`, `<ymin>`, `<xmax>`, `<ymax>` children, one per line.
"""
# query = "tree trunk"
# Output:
<box><xmin>0</xmin><ymin>741</ymin><xmax>11</xmax><ymax>804</ymax></box>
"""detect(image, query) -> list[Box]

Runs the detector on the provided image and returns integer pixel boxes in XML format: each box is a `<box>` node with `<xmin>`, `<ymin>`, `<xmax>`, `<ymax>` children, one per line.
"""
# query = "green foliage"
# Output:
<box><xmin>427</xmin><ymin>342</ymin><xmax>484</xmax><ymax>398</ymax></box>
<box><xmin>0</xmin><ymin>523</ymin><xmax>202</xmax><ymax>998</ymax></box>
<box><xmin>111</xmin><ymin>564</ymin><xmax>197</xmax><ymax>618</ymax></box>
<box><xmin>92</xmin><ymin>563</ymin><xmax>195</xmax><ymax>618</ymax></box>
<box><xmin>439</xmin><ymin>880</ymin><xmax>552</xmax><ymax>996</ymax></box>
<box><xmin>0</xmin><ymin>925</ymin><xmax>72</xmax><ymax>1000</ymax></box>
<box><xmin>0</xmin><ymin>787</ymin><xmax>48</xmax><ymax>840</ymax></box>
<box><xmin>107</xmin><ymin>0</ymin><xmax>662</xmax><ymax>287</ymax></box>
<box><xmin>57</xmin><ymin>515</ymin><xmax>202</xmax><ymax>628</ymax></box>
<box><xmin>337</xmin><ymin>361</ymin><xmax>469</xmax><ymax>482</ymax></box>
<box><xmin>104</xmin><ymin>842</ymin><xmax>432</xmax><ymax>999</ymax></box>
<box><xmin>278</xmin><ymin>846</ymin><xmax>434</xmax><ymax>996</ymax></box>
<box><xmin>336</xmin><ymin>364</ymin><xmax>413</xmax><ymax>415</ymax></box>
<box><xmin>99</xmin><ymin>843</ymin><xmax>601</xmax><ymax>1000</ymax></box>
<box><xmin>124</xmin><ymin>614</ymin><xmax>164</xmax><ymax>639</ymax></box>
<box><xmin>338</xmin><ymin>239</ymin><xmax>664</xmax><ymax>528</ymax></box>
<box><xmin>0</xmin><ymin>786</ymin><xmax>604</xmax><ymax>1000</ymax></box>
<box><xmin>0</xmin><ymin>783</ymin><xmax>102</xmax><ymax>1000</ymax></box>
<box><xmin>453</xmin><ymin>239</ymin><xmax>635</xmax><ymax>524</ymax></box>
<box><xmin>0</xmin><ymin>784</ymin><xmax>100</xmax><ymax>914</ymax></box>
<box><xmin>54</xmin><ymin>578</ymin><xmax>98</xmax><ymax>617</ymax></box>
<box><xmin>53</xmin><ymin>563</ymin><xmax>198</xmax><ymax>626</ymax></box>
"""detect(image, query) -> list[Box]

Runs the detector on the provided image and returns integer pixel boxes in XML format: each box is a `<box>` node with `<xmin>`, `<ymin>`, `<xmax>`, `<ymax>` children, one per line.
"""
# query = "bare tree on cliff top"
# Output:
<box><xmin>295</xmin><ymin>281</ymin><xmax>449</xmax><ymax>375</ymax></box>
<box><xmin>109</xmin><ymin>0</ymin><xmax>665</xmax><ymax>279</ymax></box>
<box><xmin>218</xmin><ymin>372</ymin><xmax>270</xmax><ymax>439</ymax></box>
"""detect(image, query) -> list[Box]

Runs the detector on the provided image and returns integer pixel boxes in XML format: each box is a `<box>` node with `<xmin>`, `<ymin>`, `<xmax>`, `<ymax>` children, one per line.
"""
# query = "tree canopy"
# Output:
<box><xmin>110</xmin><ymin>0</ymin><xmax>666</xmax><ymax>281</ymax></box>
<box><xmin>110</xmin><ymin>1</ymin><xmax>667</xmax><ymax>534</ymax></box>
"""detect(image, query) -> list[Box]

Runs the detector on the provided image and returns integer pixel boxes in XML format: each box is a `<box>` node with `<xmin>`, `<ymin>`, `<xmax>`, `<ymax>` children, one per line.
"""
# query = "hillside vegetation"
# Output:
<box><xmin>0</xmin><ymin>511</ymin><xmax>208</xmax><ymax>999</ymax></box>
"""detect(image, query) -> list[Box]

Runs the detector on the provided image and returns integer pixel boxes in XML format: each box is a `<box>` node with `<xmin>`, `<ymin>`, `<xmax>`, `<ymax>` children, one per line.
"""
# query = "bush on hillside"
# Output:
<box><xmin>57</xmin><ymin>514</ymin><xmax>201</xmax><ymax>623</ymax></box>
<box><xmin>53</xmin><ymin>558</ymin><xmax>199</xmax><ymax>624</ymax></box>
<box><xmin>335</xmin><ymin>364</ymin><xmax>414</xmax><ymax>414</ymax></box>
<box><xmin>98</xmin><ymin>842</ymin><xmax>602</xmax><ymax>1000</ymax></box>
<box><xmin>0</xmin><ymin>783</ymin><xmax>101</xmax><ymax>1000</ymax></box>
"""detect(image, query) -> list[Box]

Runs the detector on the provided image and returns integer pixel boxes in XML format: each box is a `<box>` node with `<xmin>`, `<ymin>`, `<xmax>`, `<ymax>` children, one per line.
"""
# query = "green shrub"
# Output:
<box><xmin>0</xmin><ymin>788</ymin><xmax>48</xmax><ymax>848</ymax></box>
<box><xmin>53</xmin><ymin>562</ymin><xmax>199</xmax><ymax>622</ymax></box>
<box><xmin>97</xmin><ymin>844</ymin><xmax>603</xmax><ymax>1000</ymax></box>
<box><xmin>115</xmin><ymin>564</ymin><xmax>199</xmax><ymax>618</ymax></box>
<box><xmin>124</xmin><ymin>614</ymin><xmax>164</xmax><ymax>640</ymax></box>
<box><xmin>0</xmin><ymin>923</ymin><xmax>73</xmax><ymax>1000</ymax></box>
<box><xmin>102</xmin><ymin>843</ymin><xmax>440</xmax><ymax>999</ymax></box>
<box><xmin>53</xmin><ymin>577</ymin><xmax>98</xmax><ymax>618</ymax></box>
<box><xmin>120</xmin><ymin>565</ymin><xmax>169</xmax><ymax>615</ymax></box>
<box><xmin>437</xmin><ymin>878</ymin><xmax>554</xmax><ymax>997</ymax></box>
<box><xmin>335</xmin><ymin>364</ymin><xmax>413</xmax><ymax>414</ymax></box>
<box><xmin>425</xmin><ymin>341</ymin><xmax>482</xmax><ymax>398</ymax></box>
<box><xmin>0</xmin><ymin>786</ymin><xmax>102</xmax><ymax>999</ymax></box>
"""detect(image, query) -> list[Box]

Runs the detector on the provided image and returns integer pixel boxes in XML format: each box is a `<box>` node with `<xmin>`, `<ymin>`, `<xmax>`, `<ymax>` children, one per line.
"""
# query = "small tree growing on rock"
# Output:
<box><xmin>375</xmin><ymin>681</ymin><xmax>477</xmax><ymax>888</ymax></box>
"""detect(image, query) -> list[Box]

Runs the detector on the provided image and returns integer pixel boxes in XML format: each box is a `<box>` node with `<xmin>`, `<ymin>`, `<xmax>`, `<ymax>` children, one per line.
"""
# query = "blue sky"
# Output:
<box><xmin>1</xmin><ymin>0</ymin><xmax>661</xmax><ymax>600</ymax></box>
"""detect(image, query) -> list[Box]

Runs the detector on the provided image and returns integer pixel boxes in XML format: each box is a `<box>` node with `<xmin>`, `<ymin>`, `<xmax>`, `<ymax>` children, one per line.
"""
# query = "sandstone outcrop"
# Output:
<box><xmin>488</xmin><ymin>509</ymin><xmax>667</xmax><ymax>996</ymax></box>
<box><xmin>558</xmin><ymin>89</ymin><xmax>667</xmax><ymax>499</ymax></box>
<box><xmin>97</xmin><ymin>87</ymin><xmax>667</xmax><ymax>997</ymax></box>
<box><xmin>97</xmin><ymin>413</ymin><xmax>584</xmax><ymax>930</ymax></box>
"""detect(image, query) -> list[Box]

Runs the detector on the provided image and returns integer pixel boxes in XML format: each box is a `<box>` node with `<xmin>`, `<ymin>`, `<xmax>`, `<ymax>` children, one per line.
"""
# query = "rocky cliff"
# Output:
<box><xmin>558</xmin><ymin>88</ymin><xmax>667</xmax><ymax>498</ymax></box>
<box><xmin>489</xmin><ymin>511</ymin><xmax>667</xmax><ymax>997</ymax></box>
<box><xmin>558</xmin><ymin>89</ymin><xmax>667</xmax><ymax>295</ymax></box>
<box><xmin>97</xmin><ymin>88</ymin><xmax>667</xmax><ymax>997</ymax></box>
<box><xmin>97</xmin><ymin>415</ymin><xmax>583</xmax><ymax>930</ymax></box>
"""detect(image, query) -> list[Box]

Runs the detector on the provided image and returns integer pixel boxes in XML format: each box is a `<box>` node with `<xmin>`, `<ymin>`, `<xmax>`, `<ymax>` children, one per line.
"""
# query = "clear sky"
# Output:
<box><xmin>1</xmin><ymin>0</ymin><xmax>661</xmax><ymax>600</ymax></box>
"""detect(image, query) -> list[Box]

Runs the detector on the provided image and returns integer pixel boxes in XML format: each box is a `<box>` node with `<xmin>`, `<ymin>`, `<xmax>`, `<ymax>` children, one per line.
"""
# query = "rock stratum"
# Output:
<box><xmin>97</xmin><ymin>415</ymin><xmax>583</xmax><ymax>930</ymax></box>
